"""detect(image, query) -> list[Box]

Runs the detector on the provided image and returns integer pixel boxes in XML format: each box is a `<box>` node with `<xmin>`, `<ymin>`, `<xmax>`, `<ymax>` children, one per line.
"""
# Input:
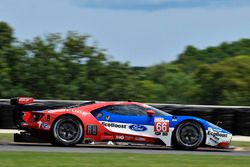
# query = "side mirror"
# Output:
<box><xmin>146</xmin><ymin>110</ymin><xmax>155</xmax><ymax>116</ymax></box>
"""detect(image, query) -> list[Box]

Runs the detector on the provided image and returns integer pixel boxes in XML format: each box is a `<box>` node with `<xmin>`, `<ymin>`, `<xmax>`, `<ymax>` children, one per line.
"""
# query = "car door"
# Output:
<box><xmin>93</xmin><ymin>104</ymin><xmax>173</xmax><ymax>145</ymax></box>
<box><xmin>93</xmin><ymin>104</ymin><xmax>160</xmax><ymax>141</ymax></box>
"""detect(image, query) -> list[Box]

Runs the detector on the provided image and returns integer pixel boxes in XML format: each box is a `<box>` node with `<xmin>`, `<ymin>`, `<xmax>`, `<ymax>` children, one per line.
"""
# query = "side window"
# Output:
<box><xmin>126</xmin><ymin>104</ymin><xmax>147</xmax><ymax>116</ymax></box>
<box><xmin>105</xmin><ymin>104</ymin><xmax>147</xmax><ymax>116</ymax></box>
<box><xmin>105</xmin><ymin>105</ymin><xmax>129</xmax><ymax>115</ymax></box>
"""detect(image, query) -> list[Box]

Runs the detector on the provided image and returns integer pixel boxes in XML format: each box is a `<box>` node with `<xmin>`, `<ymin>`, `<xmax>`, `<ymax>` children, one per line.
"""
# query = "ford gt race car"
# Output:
<box><xmin>11</xmin><ymin>97</ymin><xmax>232</xmax><ymax>150</ymax></box>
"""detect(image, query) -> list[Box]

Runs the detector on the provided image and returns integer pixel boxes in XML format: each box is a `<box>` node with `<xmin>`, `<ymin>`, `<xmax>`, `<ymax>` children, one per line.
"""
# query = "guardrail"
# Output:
<box><xmin>0</xmin><ymin>99</ymin><xmax>249</xmax><ymax>136</ymax></box>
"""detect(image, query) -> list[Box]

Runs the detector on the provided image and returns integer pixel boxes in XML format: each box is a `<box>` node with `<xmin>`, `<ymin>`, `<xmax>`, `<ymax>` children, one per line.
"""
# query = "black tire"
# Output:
<box><xmin>51</xmin><ymin>116</ymin><xmax>83</xmax><ymax>146</ymax></box>
<box><xmin>173</xmin><ymin>121</ymin><xmax>204</xmax><ymax>150</ymax></box>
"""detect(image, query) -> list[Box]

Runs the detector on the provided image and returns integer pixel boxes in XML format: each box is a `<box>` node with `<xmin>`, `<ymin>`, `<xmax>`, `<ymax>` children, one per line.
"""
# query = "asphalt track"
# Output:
<box><xmin>0</xmin><ymin>142</ymin><xmax>250</xmax><ymax>156</ymax></box>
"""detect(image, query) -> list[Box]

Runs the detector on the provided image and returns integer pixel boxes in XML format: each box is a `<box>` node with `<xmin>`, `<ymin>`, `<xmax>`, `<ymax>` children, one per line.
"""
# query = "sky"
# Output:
<box><xmin>1</xmin><ymin>0</ymin><xmax>250</xmax><ymax>66</ymax></box>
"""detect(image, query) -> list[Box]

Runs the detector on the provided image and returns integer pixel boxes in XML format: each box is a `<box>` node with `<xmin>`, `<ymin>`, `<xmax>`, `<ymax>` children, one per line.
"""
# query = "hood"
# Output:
<box><xmin>172</xmin><ymin>115</ymin><xmax>231</xmax><ymax>135</ymax></box>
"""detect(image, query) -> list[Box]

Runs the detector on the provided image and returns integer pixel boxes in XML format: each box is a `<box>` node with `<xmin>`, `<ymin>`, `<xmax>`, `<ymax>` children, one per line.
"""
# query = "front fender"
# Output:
<box><xmin>170</xmin><ymin>116</ymin><xmax>232</xmax><ymax>148</ymax></box>
<box><xmin>170</xmin><ymin>115</ymin><xmax>209</xmax><ymax>129</ymax></box>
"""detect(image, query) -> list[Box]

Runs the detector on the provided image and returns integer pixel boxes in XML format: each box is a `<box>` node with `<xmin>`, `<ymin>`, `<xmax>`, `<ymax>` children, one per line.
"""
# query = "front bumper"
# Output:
<box><xmin>205</xmin><ymin>125</ymin><xmax>232</xmax><ymax>148</ymax></box>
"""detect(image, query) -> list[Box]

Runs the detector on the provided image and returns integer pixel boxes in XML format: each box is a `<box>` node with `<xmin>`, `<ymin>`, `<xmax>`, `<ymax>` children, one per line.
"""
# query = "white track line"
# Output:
<box><xmin>0</xmin><ymin>129</ymin><xmax>250</xmax><ymax>141</ymax></box>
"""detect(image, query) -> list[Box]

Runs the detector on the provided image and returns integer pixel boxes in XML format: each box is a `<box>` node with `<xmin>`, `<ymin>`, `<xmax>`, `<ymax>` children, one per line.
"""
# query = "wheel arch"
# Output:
<box><xmin>171</xmin><ymin>119</ymin><xmax>207</xmax><ymax>146</ymax></box>
<box><xmin>51</xmin><ymin>114</ymin><xmax>84</xmax><ymax>129</ymax></box>
<box><xmin>50</xmin><ymin>114</ymin><xmax>85</xmax><ymax>143</ymax></box>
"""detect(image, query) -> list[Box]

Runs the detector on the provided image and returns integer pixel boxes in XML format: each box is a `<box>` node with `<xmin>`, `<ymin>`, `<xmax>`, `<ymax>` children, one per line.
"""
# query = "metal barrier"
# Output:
<box><xmin>0</xmin><ymin>99</ymin><xmax>249</xmax><ymax>135</ymax></box>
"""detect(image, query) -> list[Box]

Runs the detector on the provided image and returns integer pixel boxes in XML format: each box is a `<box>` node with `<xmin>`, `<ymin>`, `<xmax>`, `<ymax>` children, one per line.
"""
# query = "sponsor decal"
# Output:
<box><xmin>129</xmin><ymin>125</ymin><xmax>147</xmax><ymax>132</ymax></box>
<box><xmin>42</xmin><ymin>122</ymin><xmax>49</xmax><ymax>129</ymax></box>
<box><xmin>207</xmin><ymin>128</ymin><xmax>228</xmax><ymax>138</ymax></box>
<box><xmin>87</xmin><ymin>125</ymin><xmax>98</xmax><ymax>135</ymax></box>
<box><xmin>124</xmin><ymin>135</ymin><xmax>134</xmax><ymax>140</ymax></box>
<box><xmin>105</xmin><ymin>116</ymin><xmax>110</xmax><ymax>120</ymax></box>
<box><xmin>18</xmin><ymin>97</ymin><xmax>32</xmax><ymax>102</ymax></box>
<box><xmin>154</xmin><ymin>117</ymin><xmax>164</xmax><ymax>122</ymax></box>
<box><xmin>114</xmin><ymin>102</ymin><xmax>123</xmax><ymax>105</ymax></box>
<box><xmin>208</xmin><ymin>131</ymin><xmax>228</xmax><ymax>137</ymax></box>
<box><xmin>37</xmin><ymin>121</ymin><xmax>50</xmax><ymax>129</ymax></box>
<box><xmin>135</xmin><ymin>137</ymin><xmax>146</xmax><ymax>142</ymax></box>
<box><xmin>37</xmin><ymin>121</ymin><xmax>42</xmax><ymax>128</ymax></box>
<box><xmin>116</xmin><ymin>135</ymin><xmax>146</xmax><ymax>142</ymax></box>
<box><xmin>96</xmin><ymin>112</ymin><xmax>102</xmax><ymax>118</ymax></box>
<box><xmin>212</xmin><ymin>135</ymin><xmax>220</xmax><ymax>141</ymax></box>
<box><xmin>214</xmin><ymin>136</ymin><xmax>220</xmax><ymax>140</ymax></box>
<box><xmin>162</xmin><ymin>132</ymin><xmax>168</xmax><ymax>136</ymax></box>
<box><xmin>69</xmin><ymin>109</ymin><xmax>89</xmax><ymax>116</ymax></box>
<box><xmin>102</xmin><ymin>122</ymin><xmax>126</xmax><ymax>129</ymax></box>
<box><xmin>210</xmin><ymin>137</ymin><xmax>219</xmax><ymax>143</ymax></box>
<box><xmin>155</xmin><ymin>132</ymin><xmax>161</xmax><ymax>136</ymax></box>
<box><xmin>18</xmin><ymin>97</ymin><xmax>34</xmax><ymax>104</ymax></box>
<box><xmin>115</xmin><ymin>135</ymin><xmax>125</xmax><ymax>140</ymax></box>
<box><xmin>154</xmin><ymin>119</ymin><xmax>169</xmax><ymax>133</ymax></box>
<box><xmin>172</xmin><ymin>116</ymin><xmax>177</xmax><ymax>121</ymax></box>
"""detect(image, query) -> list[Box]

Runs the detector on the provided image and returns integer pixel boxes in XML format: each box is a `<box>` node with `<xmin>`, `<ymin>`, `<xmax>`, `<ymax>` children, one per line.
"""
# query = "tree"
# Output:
<box><xmin>0</xmin><ymin>22</ymin><xmax>14</xmax><ymax>49</ymax></box>
<box><xmin>175</xmin><ymin>40</ymin><xmax>250</xmax><ymax>73</ymax></box>
<box><xmin>0</xmin><ymin>22</ymin><xmax>30</xmax><ymax>97</ymax></box>
<box><xmin>1</xmin><ymin>21</ymin><xmax>250</xmax><ymax>106</ymax></box>
<box><xmin>144</xmin><ymin>64</ymin><xmax>199</xmax><ymax>103</ymax></box>
<box><xmin>193</xmin><ymin>56</ymin><xmax>250</xmax><ymax>105</ymax></box>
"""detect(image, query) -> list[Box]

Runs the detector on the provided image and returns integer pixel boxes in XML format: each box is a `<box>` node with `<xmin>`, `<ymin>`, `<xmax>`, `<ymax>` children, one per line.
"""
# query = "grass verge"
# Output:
<box><xmin>0</xmin><ymin>133</ymin><xmax>13</xmax><ymax>142</ymax></box>
<box><xmin>231</xmin><ymin>141</ymin><xmax>250</xmax><ymax>148</ymax></box>
<box><xmin>0</xmin><ymin>152</ymin><xmax>249</xmax><ymax>167</ymax></box>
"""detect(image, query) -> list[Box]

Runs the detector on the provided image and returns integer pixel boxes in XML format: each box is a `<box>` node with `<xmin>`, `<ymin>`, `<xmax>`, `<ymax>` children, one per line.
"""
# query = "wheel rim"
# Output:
<box><xmin>56</xmin><ymin>119</ymin><xmax>80</xmax><ymax>143</ymax></box>
<box><xmin>179</xmin><ymin>124</ymin><xmax>202</xmax><ymax>146</ymax></box>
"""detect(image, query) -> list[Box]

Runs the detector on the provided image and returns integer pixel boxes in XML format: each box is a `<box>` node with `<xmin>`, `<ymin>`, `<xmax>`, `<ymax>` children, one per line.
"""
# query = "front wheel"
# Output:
<box><xmin>51</xmin><ymin>116</ymin><xmax>83</xmax><ymax>146</ymax></box>
<box><xmin>173</xmin><ymin>121</ymin><xmax>204</xmax><ymax>150</ymax></box>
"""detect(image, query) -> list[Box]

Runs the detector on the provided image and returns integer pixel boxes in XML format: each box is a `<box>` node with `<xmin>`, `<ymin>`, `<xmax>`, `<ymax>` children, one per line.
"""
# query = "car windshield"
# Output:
<box><xmin>146</xmin><ymin>105</ymin><xmax>172</xmax><ymax>116</ymax></box>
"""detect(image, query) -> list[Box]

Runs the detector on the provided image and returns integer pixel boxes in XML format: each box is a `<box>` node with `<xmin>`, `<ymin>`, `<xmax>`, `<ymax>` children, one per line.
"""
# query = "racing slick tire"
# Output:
<box><xmin>173</xmin><ymin>121</ymin><xmax>204</xmax><ymax>150</ymax></box>
<box><xmin>51</xmin><ymin>115</ymin><xmax>83</xmax><ymax>146</ymax></box>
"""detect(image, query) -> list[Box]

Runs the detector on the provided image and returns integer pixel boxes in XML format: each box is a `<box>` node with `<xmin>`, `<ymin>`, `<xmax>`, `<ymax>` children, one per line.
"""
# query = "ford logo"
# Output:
<box><xmin>129</xmin><ymin>125</ymin><xmax>147</xmax><ymax>132</ymax></box>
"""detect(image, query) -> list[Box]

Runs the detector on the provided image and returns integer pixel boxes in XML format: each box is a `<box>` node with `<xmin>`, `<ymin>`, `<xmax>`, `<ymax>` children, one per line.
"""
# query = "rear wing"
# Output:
<box><xmin>10</xmin><ymin>97</ymin><xmax>34</xmax><ymax>105</ymax></box>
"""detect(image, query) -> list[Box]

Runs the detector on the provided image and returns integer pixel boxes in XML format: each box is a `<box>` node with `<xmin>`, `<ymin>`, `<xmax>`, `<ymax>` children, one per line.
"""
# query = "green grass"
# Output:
<box><xmin>0</xmin><ymin>133</ymin><xmax>13</xmax><ymax>142</ymax></box>
<box><xmin>231</xmin><ymin>141</ymin><xmax>250</xmax><ymax>148</ymax></box>
<box><xmin>0</xmin><ymin>152</ymin><xmax>249</xmax><ymax>167</ymax></box>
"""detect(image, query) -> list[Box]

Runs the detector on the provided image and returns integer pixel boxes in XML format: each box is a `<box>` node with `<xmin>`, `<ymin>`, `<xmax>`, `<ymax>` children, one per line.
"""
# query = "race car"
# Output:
<box><xmin>10</xmin><ymin>97</ymin><xmax>232</xmax><ymax>150</ymax></box>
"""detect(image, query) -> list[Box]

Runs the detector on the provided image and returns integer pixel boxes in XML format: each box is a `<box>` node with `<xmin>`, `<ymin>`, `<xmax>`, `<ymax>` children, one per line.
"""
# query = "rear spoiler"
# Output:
<box><xmin>10</xmin><ymin>97</ymin><xmax>34</xmax><ymax>105</ymax></box>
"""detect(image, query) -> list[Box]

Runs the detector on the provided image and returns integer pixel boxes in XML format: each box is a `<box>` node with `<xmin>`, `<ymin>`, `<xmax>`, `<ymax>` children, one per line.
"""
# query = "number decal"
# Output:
<box><xmin>154</xmin><ymin>120</ymin><xmax>169</xmax><ymax>132</ymax></box>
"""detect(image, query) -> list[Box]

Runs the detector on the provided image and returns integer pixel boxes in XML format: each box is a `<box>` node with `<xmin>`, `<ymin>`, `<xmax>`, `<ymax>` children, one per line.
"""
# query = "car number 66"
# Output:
<box><xmin>154</xmin><ymin>121</ymin><xmax>169</xmax><ymax>132</ymax></box>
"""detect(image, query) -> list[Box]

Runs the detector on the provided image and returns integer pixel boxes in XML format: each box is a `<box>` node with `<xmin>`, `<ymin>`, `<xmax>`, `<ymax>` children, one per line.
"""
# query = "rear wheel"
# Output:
<box><xmin>51</xmin><ymin>116</ymin><xmax>83</xmax><ymax>146</ymax></box>
<box><xmin>173</xmin><ymin>121</ymin><xmax>204</xmax><ymax>150</ymax></box>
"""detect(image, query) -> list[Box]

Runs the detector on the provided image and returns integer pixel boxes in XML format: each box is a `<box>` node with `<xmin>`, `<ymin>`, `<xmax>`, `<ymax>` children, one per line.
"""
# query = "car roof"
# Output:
<box><xmin>71</xmin><ymin>101</ymin><xmax>148</xmax><ymax>112</ymax></box>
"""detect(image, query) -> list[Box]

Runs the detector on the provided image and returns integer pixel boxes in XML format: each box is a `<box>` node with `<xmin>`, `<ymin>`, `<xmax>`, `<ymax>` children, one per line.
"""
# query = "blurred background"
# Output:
<box><xmin>0</xmin><ymin>0</ymin><xmax>250</xmax><ymax>106</ymax></box>
<box><xmin>0</xmin><ymin>2</ymin><xmax>250</xmax><ymax>166</ymax></box>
